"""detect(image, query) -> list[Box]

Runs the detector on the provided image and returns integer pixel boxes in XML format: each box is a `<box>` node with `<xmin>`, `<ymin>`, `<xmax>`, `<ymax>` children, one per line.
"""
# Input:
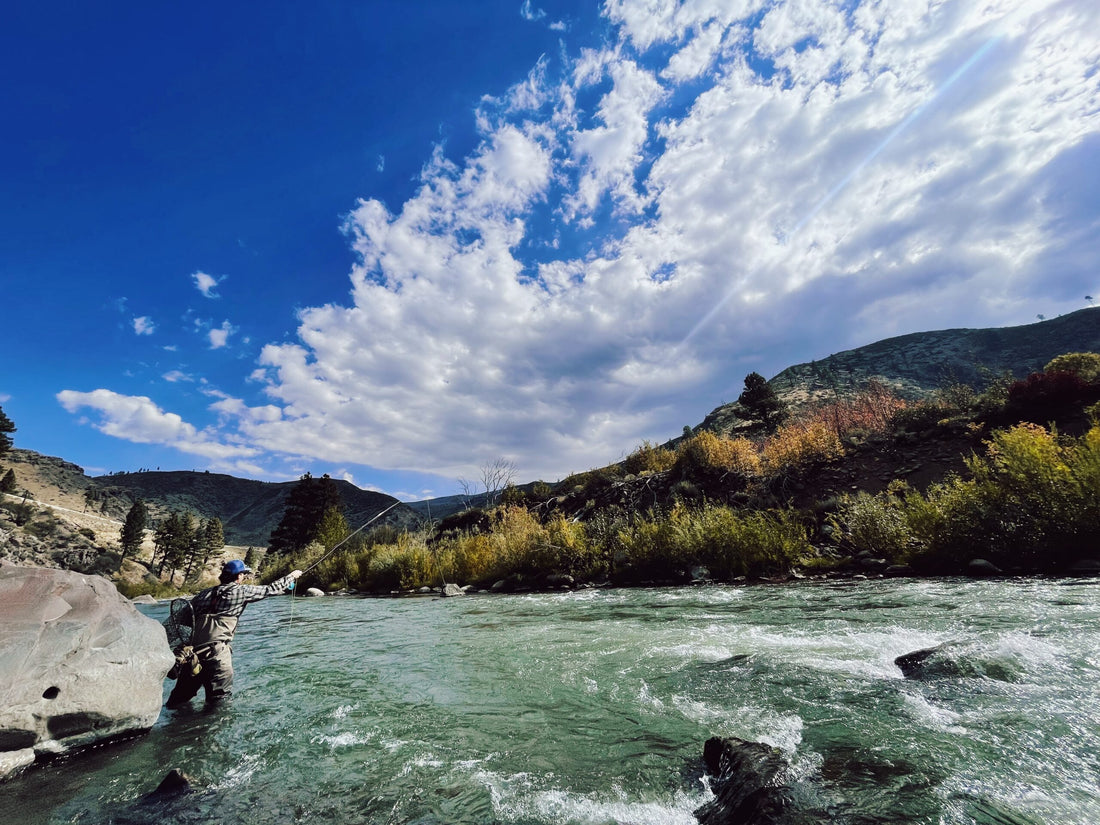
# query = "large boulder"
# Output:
<box><xmin>694</xmin><ymin>737</ymin><xmax>820</xmax><ymax>825</ymax></box>
<box><xmin>0</xmin><ymin>564</ymin><xmax>174</xmax><ymax>779</ymax></box>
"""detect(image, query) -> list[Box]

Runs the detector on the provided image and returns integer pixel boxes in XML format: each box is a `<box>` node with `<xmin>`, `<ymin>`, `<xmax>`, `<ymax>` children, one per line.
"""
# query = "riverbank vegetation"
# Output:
<box><xmin>258</xmin><ymin>353</ymin><xmax>1100</xmax><ymax>594</ymax></box>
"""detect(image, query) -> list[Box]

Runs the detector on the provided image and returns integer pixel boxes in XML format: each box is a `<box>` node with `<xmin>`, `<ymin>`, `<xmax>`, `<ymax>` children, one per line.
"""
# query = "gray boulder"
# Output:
<box><xmin>440</xmin><ymin>583</ymin><xmax>464</xmax><ymax>597</ymax></box>
<box><xmin>0</xmin><ymin>564</ymin><xmax>174</xmax><ymax>779</ymax></box>
<box><xmin>303</xmin><ymin>587</ymin><xmax>325</xmax><ymax>597</ymax></box>
<box><xmin>968</xmin><ymin>558</ymin><xmax>1003</xmax><ymax>576</ymax></box>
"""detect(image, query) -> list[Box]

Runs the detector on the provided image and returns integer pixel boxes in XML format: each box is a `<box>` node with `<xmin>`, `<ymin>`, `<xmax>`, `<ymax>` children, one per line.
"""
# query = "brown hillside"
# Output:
<box><xmin>701</xmin><ymin>307</ymin><xmax>1100</xmax><ymax>433</ymax></box>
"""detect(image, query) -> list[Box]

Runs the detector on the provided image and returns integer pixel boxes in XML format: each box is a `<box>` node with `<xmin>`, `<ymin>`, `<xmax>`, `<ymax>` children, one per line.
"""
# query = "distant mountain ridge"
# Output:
<box><xmin>93</xmin><ymin>470</ymin><xmax>418</xmax><ymax>546</ymax></box>
<box><xmin>700</xmin><ymin>308</ymin><xmax>1100</xmax><ymax>434</ymax></box>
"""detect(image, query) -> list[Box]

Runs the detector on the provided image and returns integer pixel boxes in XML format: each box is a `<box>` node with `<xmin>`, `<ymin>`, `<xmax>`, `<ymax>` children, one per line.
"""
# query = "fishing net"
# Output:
<box><xmin>164</xmin><ymin>598</ymin><xmax>202</xmax><ymax>680</ymax></box>
<box><xmin>164</xmin><ymin>597</ymin><xmax>196</xmax><ymax>650</ymax></box>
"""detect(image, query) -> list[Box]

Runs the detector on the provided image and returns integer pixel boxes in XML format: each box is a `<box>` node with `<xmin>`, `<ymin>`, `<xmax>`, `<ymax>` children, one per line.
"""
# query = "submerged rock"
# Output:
<box><xmin>146</xmin><ymin>768</ymin><xmax>194</xmax><ymax>799</ymax></box>
<box><xmin>694</xmin><ymin>736</ymin><xmax>819</xmax><ymax>825</ymax></box>
<box><xmin>895</xmin><ymin>641</ymin><xmax>1024</xmax><ymax>682</ymax></box>
<box><xmin>0</xmin><ymin>564</ymin><xmax>174</xmax><ymax>780</ymax></box>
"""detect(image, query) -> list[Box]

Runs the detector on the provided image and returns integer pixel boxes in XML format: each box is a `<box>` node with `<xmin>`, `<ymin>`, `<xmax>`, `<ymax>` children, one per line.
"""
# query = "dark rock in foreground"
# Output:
<box><xmin>694</xmin><ymin>736</ymin><xmax>821</xmax><ymax>824</ymax></box>
<box><xmin>146</xmin><ymin>768</ymin><xmax>195</xmax><ymax>800</ymax></box>
<box><xmin>895</xmin><ymin>641</ymin><xmax>1025</xmax><ymax>682</ymax></box>
<box><xmin>0</xmin><ymin>564</ymin><xmax>174</xmax><ymax>780</ymax></box>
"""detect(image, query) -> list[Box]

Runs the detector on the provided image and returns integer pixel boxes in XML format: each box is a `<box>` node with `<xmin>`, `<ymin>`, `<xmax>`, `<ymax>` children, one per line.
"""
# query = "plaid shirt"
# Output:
<box><xmin>189</xmin><ymin>572</ymin><xmax>297</xmax><ymax>620</ymax></box>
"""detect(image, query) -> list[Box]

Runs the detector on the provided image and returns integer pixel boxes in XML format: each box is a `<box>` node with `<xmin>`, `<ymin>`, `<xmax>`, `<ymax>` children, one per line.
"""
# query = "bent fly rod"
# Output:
<box><xmin>298</xmin><ymin>501</ymin><xmax>401</xmax><ymax>578</ymax></box>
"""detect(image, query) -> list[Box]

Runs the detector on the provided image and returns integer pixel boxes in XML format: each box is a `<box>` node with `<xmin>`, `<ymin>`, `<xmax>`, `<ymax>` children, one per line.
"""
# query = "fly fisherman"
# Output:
<box><xmin>166</xmin><ymin>560</ymin><xmax>302</xmax><ymax>709</ymax></box>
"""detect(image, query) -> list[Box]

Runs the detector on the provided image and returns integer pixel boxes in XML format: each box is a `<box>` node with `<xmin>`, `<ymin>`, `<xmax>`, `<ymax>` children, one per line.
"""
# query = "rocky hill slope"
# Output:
<box><xmin>93</xmin><ymin>469</ymin><xmax>418</xmax><ymax>547</ymax></box>
<box><xmin>700</xmin><ymin>308</ymin><xmax>1099</xmax><ymax>433</ymax></box>
<box><xmin>0</xmin><ymin>450</ymin><xmax>419</xmax><ymax>575</ymax></box>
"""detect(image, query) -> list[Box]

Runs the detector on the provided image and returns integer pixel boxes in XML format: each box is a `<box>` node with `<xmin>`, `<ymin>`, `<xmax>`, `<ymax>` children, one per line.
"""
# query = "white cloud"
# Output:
<box><xmin>208</xmin><ymin>320</ymin><xmax>236</xmax><ymax>349</ymax></box>
<box><xmin>192</xmin><ymin>271</ymin><xmax>222</xmax><ymax>298</ymax></box>
<box><xmin>56</xmin><ymin>389</ymin><xmax>258</xmax><ymax>461</ymax></box>
<box><xmin>132</xmin><ymin>316</ymin><xmax>155</xmax><ymax>336</ymax></box>
<box><xmin>61</xmin><ymin>0</ymin><xmax>1100</xmax><ymax>486</ymax></box>
<box><xmin>564</xmin><ymin>57</ymin><xmax>665</xmax><ymax>220</ymax></box>
<box><xmin>520</xmin><ymin>0</ymin><xmax>545</xmax><ymax>23</ymax></box>
<box><xmin>162</xmin><ymin>370</ymin><xmax>193</xmax><ymax>383</ymax></box>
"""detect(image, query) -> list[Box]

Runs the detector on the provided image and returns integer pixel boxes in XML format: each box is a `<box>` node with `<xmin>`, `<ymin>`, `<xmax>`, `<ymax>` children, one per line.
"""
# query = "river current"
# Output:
<box><xmin>3</xmin><ymin>578</ymin><xmax>1098</xmax><ymax>824</ymax></box>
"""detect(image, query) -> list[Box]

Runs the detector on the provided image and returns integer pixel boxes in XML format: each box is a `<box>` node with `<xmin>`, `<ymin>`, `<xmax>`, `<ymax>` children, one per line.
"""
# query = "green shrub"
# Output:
<box><xmin>23</xmin><ymin>513</ymin><xmax>60</xmax><ymax>539</ymax></box>
<box><xmin>623</xmin><ymin>440</ymin><xmax>678</xmax><ymax>475</ymax></box>
<box><xmin>890</xmin><ymin>401</ymin><xmax>950</xmax><ymax>434</ymax></box>
<box><xmin>761</xmin><ymin>419</ymin><xmax>843</xmax><ymax>474</ymax></box>
<box><xmin>832</xmin><ymin>487</ymin><xmax>916</xmax><ymax>562</ymax></box>
<box><xmin>610</xmin><ymin>502</ymin><xmax>809</xmax><ymax>581</ymax></box>
<box><xmin>898</xmin><ymin>423</ymin><xmax>1100</xmax><ymax>572</ymax></box>
<box><xmin>674</xmin><ymin>431</ymin><xmax>760</xmax><ymax>476</ymax></box>
<box><xmin>1044</xmin><ymin>352</ymin><xmax>1100</xmax><ymax>383</ymax></box>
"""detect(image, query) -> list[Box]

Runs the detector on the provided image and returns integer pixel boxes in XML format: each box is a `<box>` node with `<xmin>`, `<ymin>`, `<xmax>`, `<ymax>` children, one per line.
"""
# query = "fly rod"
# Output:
<box><xmin>299</xmin><ymin>501</ymin><xmax>401</xmax><ymax>576</ymax></box>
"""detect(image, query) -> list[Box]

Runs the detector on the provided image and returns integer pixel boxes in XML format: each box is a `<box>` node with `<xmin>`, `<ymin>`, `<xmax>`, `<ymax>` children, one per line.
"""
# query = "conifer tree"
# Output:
<box><xmin>0</xmin><ymin>468</ymin><xmax>16</xmax><ymax>494</ymax></box>
<box><xmin>119</xmin><ymin>499</ymin><xmax>148</xmax><ymax>562</ymax></box>
<box><xmin>0</xmin><ymin>406</ymin><xmax>14</xmax><ymax>456</ymax></box>
<box><xmin>268</xmin><ymin>473</ymin><xmax>344</xmax><ymax>555</ymax></box>
<box><xmin>202</xmin><ymin>517</ymin><xmax>225</xmax><ymax>555</ymax></box>
<box><xmin>736</xmin><ymin>372</ymin><xmax>789</xmax><ymax>433</ymax></box>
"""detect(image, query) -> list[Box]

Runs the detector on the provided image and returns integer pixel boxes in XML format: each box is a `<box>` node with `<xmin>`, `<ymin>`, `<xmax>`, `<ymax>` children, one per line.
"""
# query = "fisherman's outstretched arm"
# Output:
<box><xmin>235</xmin><ymin>570</ymin><xmax>303</xmax><ymax>603</ymax></box>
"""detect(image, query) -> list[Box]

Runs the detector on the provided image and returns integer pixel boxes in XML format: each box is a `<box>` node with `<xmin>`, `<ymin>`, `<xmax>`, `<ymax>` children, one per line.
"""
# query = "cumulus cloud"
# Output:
<box><xmin>57</xmin><ymin>389</ymin><xmax>258</xmax><ymax>461</ymax></box>
<box><xmin>208</xmin><ymin>320</ymin><xmax>236</xmax><ymax>349</ymax></box>
<box><xmin>132</xmin><ymin>316</ymin><xmax>155</xmax><ymax>336</ymax></box>
<box><xmin>192</xmin><ymin>271</ymin><xmax>222</xmax><ymax>298</ymax></box>
<box><xmin>60</xmin><ymin>0</ymin><xmax>1100</xmax><ymax>486</ymax></box>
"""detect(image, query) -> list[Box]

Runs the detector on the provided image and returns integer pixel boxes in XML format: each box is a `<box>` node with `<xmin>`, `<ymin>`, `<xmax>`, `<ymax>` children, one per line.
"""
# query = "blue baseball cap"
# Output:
<box><xmin>221</xmin><ymin>559</ymin><xmax>252</xmax><ymax>576</ymax></box>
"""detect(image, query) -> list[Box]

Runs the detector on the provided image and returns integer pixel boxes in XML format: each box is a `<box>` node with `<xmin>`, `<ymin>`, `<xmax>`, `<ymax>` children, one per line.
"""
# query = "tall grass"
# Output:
<box><xmin>277</xmin><ymin>500</ymin><xmax>811</xmax><ymax>592</ymax></box>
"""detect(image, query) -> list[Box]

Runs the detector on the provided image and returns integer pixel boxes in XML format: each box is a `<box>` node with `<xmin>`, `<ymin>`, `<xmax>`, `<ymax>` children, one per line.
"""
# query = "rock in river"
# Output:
<box><xmin>0</xmin><ymin>564</ymin><xmax>174</xmax><ymax>780</ymax></box>
<box><xmin>694</xmin><ymin>736</ymin><xmax>819</xmax><ymax>825</ymax></box>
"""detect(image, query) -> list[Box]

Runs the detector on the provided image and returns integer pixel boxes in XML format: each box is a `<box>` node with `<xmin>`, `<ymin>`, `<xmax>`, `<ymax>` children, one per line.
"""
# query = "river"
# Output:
<box><xmin>2</xmin><ymin>578</ymin><xmax>1098</xmax><ymax>824</ymax></box>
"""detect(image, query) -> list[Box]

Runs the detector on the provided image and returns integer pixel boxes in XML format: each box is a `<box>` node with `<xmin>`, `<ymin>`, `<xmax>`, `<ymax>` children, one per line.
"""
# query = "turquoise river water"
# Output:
<box><xmin>2</xmin><ymin>578</ymin><xmax>1099</xmax><ymax>824</ymax></box>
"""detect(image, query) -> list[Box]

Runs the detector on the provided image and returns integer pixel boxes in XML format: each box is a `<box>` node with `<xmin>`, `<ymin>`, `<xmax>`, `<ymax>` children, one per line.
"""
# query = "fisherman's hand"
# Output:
<box><xmin>290</xmin><ymin>570</ymin><xmax>303</xmax><ymax>579</ymax></box>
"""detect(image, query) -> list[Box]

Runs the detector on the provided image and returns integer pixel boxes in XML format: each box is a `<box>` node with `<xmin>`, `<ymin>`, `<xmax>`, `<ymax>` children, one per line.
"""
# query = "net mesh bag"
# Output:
<box><xmin>164</xmin><ymin>597</ymin><xmax>195</xmax><ymax>650</ymax></box>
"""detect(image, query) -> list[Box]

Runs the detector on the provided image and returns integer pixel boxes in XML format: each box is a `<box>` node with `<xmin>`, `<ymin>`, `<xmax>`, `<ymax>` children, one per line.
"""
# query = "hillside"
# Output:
<box><xmin>93</xmin><ymin>469</ymin><xmax>419</xmax><ymax>547</ymax></box>
<box><xmin>0</xmin><ymin>450</ymin><xmax>419</xmax><ymax>576</ymax></box>
<box><xmin>699</xmin><ymin>308</ymin><xmax>1100</xmax><ymax>433</ymax></box>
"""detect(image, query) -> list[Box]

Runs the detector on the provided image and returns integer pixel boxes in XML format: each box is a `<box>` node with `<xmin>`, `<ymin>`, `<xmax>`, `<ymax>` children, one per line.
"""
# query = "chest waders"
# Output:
<box><xmin>165</xmin><ymin>595</ymin><xmax>242</xmax><ymax>706</ymax></box>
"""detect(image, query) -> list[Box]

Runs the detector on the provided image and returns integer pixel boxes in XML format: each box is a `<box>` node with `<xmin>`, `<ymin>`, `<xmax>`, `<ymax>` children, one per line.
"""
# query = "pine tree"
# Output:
<box><xmin>203</xmin><ymin>517</ymin><xmax>225</xmax><ymax>555</ymax></box>
<box><xmin>154</xmin><ymin>512</ymin><xmax>195</xmax><ymax>580</ymax></box>
<box><xmin>119</xmin><ymin>499</ymin><xmax>148</xmax><ymax>562</ymax></box>
<box><xmin>0</xmin><ymin>406</ymin><xmax>14</xmax><ymax>456</ymax></box>
<box><xmin>268</xmin><ymin>473</ymin><xmax>344</xmax><ymax>555</ymax></box>
<box><xmin>0</xmin><ymin>468</ymin><xmax>16</xmax><ymax>494</ymax></box>
<box><xmin>736</xmin><ymin>372</ymin><xmax>788</xmax><ymax>433</ymax></box>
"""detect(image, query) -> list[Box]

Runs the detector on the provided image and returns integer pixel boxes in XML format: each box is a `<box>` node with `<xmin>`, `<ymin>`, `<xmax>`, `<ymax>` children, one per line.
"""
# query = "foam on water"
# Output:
<box><xmin>312</xmin><ymin>730</ymin><xmax>375</xmax><ymax>749</ymax></box>
<box><xmin>899</xmin><ymin>689</ymin><xmax>967</xmax><ymax>734</ymax></box>
<box><xmin>480</xmin><ymin>771</ymin><xmax>710</xmax><ymax>825</ymax></box>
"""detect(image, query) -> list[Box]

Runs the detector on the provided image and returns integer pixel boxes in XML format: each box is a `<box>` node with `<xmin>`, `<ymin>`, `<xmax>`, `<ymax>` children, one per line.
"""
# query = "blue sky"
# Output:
<box><xmin>2</xmin><ymin>1</ymin><xmax>1097</xmax><ymax>501</ymax></box>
